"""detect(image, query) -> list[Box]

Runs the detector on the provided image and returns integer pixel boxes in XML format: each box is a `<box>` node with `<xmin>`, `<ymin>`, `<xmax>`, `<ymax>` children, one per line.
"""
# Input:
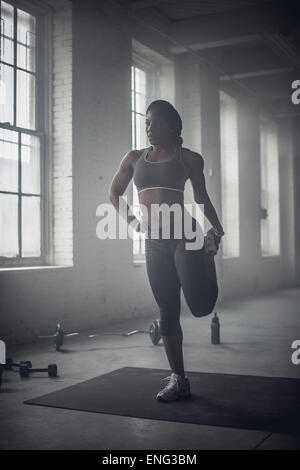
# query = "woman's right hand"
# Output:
<box><xmin>132</xmin><ymin>218</ymin><xmax>146</xmax><ymax>233</ymax></box>
<box><xmin>134</xmin><ymin>220</ymin><xmax>141</xmax><ymax>232</ymax></box>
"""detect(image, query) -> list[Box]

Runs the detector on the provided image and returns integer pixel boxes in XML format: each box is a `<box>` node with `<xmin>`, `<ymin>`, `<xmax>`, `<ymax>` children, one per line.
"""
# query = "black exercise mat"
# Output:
<box><xmin>24</xmin><ymin>367</ymin><xmax>300</xmax><ymax>434</ymax></box>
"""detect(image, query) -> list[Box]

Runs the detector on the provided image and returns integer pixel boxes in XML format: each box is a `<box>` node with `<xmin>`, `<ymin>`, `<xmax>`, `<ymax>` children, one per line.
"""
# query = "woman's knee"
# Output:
<box><xmin>190</xmin><ymin>303</ymin><xmax>214</xmax><ymax>318</ymax></box>
<box><xmin>189</xmin><ymin>282</ymin><xmax>218</xmax><ymax>318</ymax></box>
<box><xmin>159</xmin><ymin>316</ymin><xmax>182</xmax><ymax>336</ymax></box>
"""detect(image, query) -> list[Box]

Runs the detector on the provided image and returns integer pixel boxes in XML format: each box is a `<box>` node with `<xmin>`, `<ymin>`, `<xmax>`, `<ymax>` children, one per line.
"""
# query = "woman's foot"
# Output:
<box><xmin>156</xmin><ymin>372</ymin><xmax>191</xmax><ymax>402</ymax></box>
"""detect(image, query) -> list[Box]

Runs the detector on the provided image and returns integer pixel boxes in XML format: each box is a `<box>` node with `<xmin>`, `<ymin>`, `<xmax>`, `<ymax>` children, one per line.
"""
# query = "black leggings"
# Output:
<box><xmin>144</xmin><ymin>216</ymin><xmax>218</xmax><ymax>336</ymax></box>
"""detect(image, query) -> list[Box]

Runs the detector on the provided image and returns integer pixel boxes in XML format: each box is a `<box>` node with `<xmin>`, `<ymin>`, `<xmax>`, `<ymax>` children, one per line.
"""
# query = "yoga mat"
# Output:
<box><xmin>24</xmin><ymin>367</ymin><xmax>300</xmax><ymax>434</ymax></box>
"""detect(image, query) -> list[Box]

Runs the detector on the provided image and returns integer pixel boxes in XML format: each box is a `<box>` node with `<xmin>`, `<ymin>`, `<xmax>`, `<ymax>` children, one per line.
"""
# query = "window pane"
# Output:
<box><xmin>131</xmin><ymin>111</ymin><xmax>135</xmax><ymax>149</ymax></box>
<box><xmin>133</xmin><ymin>238</ymin><xmax>139</xmax><ymax>256</ymax></box>
<box><xmin>0</xmin><ymin>63</ymin><xmax>14</xmax><ymax>124</ymax></box>
<box><xmin>1</xmin><ymin>36</ymin><xmax>14</xmax><ymax>64</ymax></box>
<box><xmin>220</xmin><ymin>91</ymin><xmax>240</xmax><ymax>258</ymax></box>
<box><xmin>21</xmin><ymin>133</ymin><xmax>40</xmax><ymax>194</ymax></box>
<box><xmin>17</xmin><ymin>40</ymin><xmax>36</xmax><ymax>73</ymax></box>
<box><xmin>17</xmin><ymin>8</ymin><xmax>36</xmax><ymax>44</ymax></box>
<box><xmin>0</xmin><ymin>127</ymin><xmax>18</xmax><ymax>192</ymax></box>
<box><xmin>0</xmin><ymin>192</ymin><xmax>19</xmax><ymax>257</ymax></box>
<box><xmin>22</xmin><ymin>195</ymin><xmax>40</xmax><ymax>257</ymax></box>
<box><xmin>16</xmin><ymin>69</ymin><xmax>35</xmax><ymax>129</ymax></box>
<box><xmin>260</xmin><ymin>119</ymin><xmax>280</xmax><ymax>256</ymax></box>
<box><xmin>131</xmin><ymin>65</ymin><xmax>134</xmax><ymax>87</ymax></box>
<box><xmin>135</xmin><ymin>91</ymin><xmax>146</xmax><ymax>115</ymax></box>
<box><xmin>1</xmin><ymin>1</ymin><xmax>14</xmax><ymax>63</ymax></box>
<box><xmin>16</xmin><ymin>8</ymin><xmax>36</xmax><ymax>74</ymax></box>
<box><xmin>135</xmin><ymin>68</ymin><xmax>146</xmax><ymax>95</ymax></box>
<box><xmin>1</xmin><ymin>1</ymin><xmax>14</xmax><ymax>39</ymax></box>
<box><xmin>135</xmin><ymin>113</ymin><xmax>147</xmax><ymax>149</ymax></box>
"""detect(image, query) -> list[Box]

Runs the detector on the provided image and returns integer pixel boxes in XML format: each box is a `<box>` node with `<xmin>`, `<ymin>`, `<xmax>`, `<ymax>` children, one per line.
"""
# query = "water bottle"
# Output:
<box><xmin>211</xmin><ymin>312</ymin><xmax>220</xmax><ymax>344</ymax></box>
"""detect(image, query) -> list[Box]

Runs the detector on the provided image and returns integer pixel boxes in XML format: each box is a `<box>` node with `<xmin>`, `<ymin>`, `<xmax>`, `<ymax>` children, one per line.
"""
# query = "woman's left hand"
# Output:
<box><xmin>213</xmin><ymin>226</ymin><xmax>225</xmax><ymax>237</ymax></box>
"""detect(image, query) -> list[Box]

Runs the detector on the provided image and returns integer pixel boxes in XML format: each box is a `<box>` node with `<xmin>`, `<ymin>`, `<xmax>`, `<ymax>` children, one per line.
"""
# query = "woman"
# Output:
<box><xmin>109</xmin><ymin>100</ymin><xmax>224</xmax><ymax>402</ymax></box>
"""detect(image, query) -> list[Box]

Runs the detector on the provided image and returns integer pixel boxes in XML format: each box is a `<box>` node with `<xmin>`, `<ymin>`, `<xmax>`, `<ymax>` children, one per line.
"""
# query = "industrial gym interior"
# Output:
<box><xmin>0</xmin><ymin>0</ymin><xmax>300</xmax><ymax>450</ymax></box>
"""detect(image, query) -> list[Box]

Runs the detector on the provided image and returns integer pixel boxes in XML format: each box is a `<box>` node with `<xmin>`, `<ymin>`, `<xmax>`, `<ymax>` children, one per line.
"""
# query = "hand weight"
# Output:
<box><xmin>20</xmin><ymin>363</ymin><xmax>57</xmax><ymax>378</ymax></box>
<box><xmin>4</xmin><ymin>358</ymin><xmax>32</xmax><ymax>370</ymax></box>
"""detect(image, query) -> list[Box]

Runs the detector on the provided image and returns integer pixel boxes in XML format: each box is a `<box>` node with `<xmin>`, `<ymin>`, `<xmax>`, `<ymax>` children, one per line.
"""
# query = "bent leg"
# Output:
<box><xmin>174</xmin><ymin>238</ymin><xmax>218</xmax><ymax>317</ymax></box>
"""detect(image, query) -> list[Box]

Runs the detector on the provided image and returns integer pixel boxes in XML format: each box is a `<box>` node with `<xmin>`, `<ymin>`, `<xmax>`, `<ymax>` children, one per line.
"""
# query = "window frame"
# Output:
<box><xmin>0</xmin><ymin>0</ymin><xmax>52</xmax><ymax>267</ymax></box>
<box><xmin>259</xmin><ymin>115</ymin><xmax>280</xmax><ymax>258</ymax></box>
<box><xmin>219</xmin><ymin>89</ymin><xmax>240</xmax><ymax>260</ymax></box>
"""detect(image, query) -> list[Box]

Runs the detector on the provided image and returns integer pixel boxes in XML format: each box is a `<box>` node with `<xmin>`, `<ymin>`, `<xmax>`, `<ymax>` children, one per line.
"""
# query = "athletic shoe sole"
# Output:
<box><xmin>156</xmin><ymin>390</ymin><xmax>192</xmax><ymax>402</ymax></box>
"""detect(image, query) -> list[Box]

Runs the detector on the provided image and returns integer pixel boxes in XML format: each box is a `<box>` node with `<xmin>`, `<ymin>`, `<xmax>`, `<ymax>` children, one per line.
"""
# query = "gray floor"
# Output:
<box><xmin>1</xmin><ymin>287</ymin><xmax>300</xmax><ymax>450</ymax></box>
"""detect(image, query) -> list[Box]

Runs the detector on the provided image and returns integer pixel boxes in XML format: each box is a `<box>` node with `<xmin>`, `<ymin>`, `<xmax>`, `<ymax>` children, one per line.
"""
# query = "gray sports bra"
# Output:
<box><xmin>133</xmin><ymin>145</ymin><xmax>189</xmax><ymax>194</ymax></box>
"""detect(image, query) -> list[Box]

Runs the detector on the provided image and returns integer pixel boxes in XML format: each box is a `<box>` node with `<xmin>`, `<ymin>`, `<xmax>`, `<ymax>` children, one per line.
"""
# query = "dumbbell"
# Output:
<box><xmin>20</xmin><ymin>363</ymin><xmax>57</xmax><ymax>378</ymax></box>
<box><xmin>4</xmin><ymin>358</ymin><xmax>32</xmax><ymax>371</ymax></box>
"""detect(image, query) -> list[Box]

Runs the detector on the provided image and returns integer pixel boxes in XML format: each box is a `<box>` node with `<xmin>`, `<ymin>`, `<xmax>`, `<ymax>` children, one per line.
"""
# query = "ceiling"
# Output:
<box><xmin>122</xmin><ymin>0</ymin><xmax>274</xmax><ymax>20</ymax></box>
<box><xmin>117</xmin><ymin>0</ymin><xmax>300</xmax><ymax>118</ymax></box>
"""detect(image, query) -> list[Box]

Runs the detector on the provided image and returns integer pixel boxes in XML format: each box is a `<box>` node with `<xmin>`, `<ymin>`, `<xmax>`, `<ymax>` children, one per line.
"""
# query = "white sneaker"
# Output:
<box><xmin>156</xmin><ymin>372</ymin><xmax>191</xmax><ymax>402</ymax></box>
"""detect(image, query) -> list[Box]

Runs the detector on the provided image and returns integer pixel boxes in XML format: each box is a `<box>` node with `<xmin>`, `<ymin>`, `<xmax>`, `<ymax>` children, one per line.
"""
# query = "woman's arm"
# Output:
<box><xmin>187</xmin><ymin>150</ymin><xmax>224</xmax><ymax>236</ymax></box>
<box><xmin>109</xmin><ymin>150</ymin><xmax>139</xmax><ymax>229</ymax></box>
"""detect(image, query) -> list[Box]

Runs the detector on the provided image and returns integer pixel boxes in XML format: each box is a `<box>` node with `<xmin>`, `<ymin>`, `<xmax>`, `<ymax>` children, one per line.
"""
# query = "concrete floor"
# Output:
<box><xmin>1</xmin><ymin>287</ymin><xmax>300</xmax><ymax>450</ymax></box>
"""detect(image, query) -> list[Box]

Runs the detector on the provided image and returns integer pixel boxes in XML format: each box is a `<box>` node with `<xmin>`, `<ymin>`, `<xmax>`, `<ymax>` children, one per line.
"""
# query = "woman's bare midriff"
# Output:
<box><xmin>138</xmin><ymin>189</ymin><xmax>184</xmax><ymax>229</ymax></box>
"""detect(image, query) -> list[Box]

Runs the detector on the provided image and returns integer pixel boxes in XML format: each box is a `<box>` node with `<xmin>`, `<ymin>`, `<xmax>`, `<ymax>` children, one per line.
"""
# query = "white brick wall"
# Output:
<box><xmin>52</xmin><ymin>3</ymin><xmax>73</xmax><ymax>266</ymax></box>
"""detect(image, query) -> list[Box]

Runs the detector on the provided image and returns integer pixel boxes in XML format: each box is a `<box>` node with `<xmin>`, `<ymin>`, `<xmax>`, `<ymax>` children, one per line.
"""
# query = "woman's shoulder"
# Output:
<box><xmin>126</xmin><ymin>147</ymin><xmax>149</xmax><ymax>170</ymax></box>
<box><xmin>131</xmin><ymin>147</ymin><xmax>149</xmax><ymax>156</ymax></box>
<box><xmin>181</xmin><ymin>147</ymin><xmax>204</xmax><ymax>169</ymax></box>
<box><xmin>132</xmin><ymin>147</ymin><xmax>149</xmax><ymax>161</ymax></box>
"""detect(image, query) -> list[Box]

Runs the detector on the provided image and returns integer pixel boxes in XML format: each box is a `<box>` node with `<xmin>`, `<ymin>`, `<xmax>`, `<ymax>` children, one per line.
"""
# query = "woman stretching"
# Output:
<box><xmin>109</xmin><ymin>100</ymin><xmax>224</xmax><ymax>402</ymax></box>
